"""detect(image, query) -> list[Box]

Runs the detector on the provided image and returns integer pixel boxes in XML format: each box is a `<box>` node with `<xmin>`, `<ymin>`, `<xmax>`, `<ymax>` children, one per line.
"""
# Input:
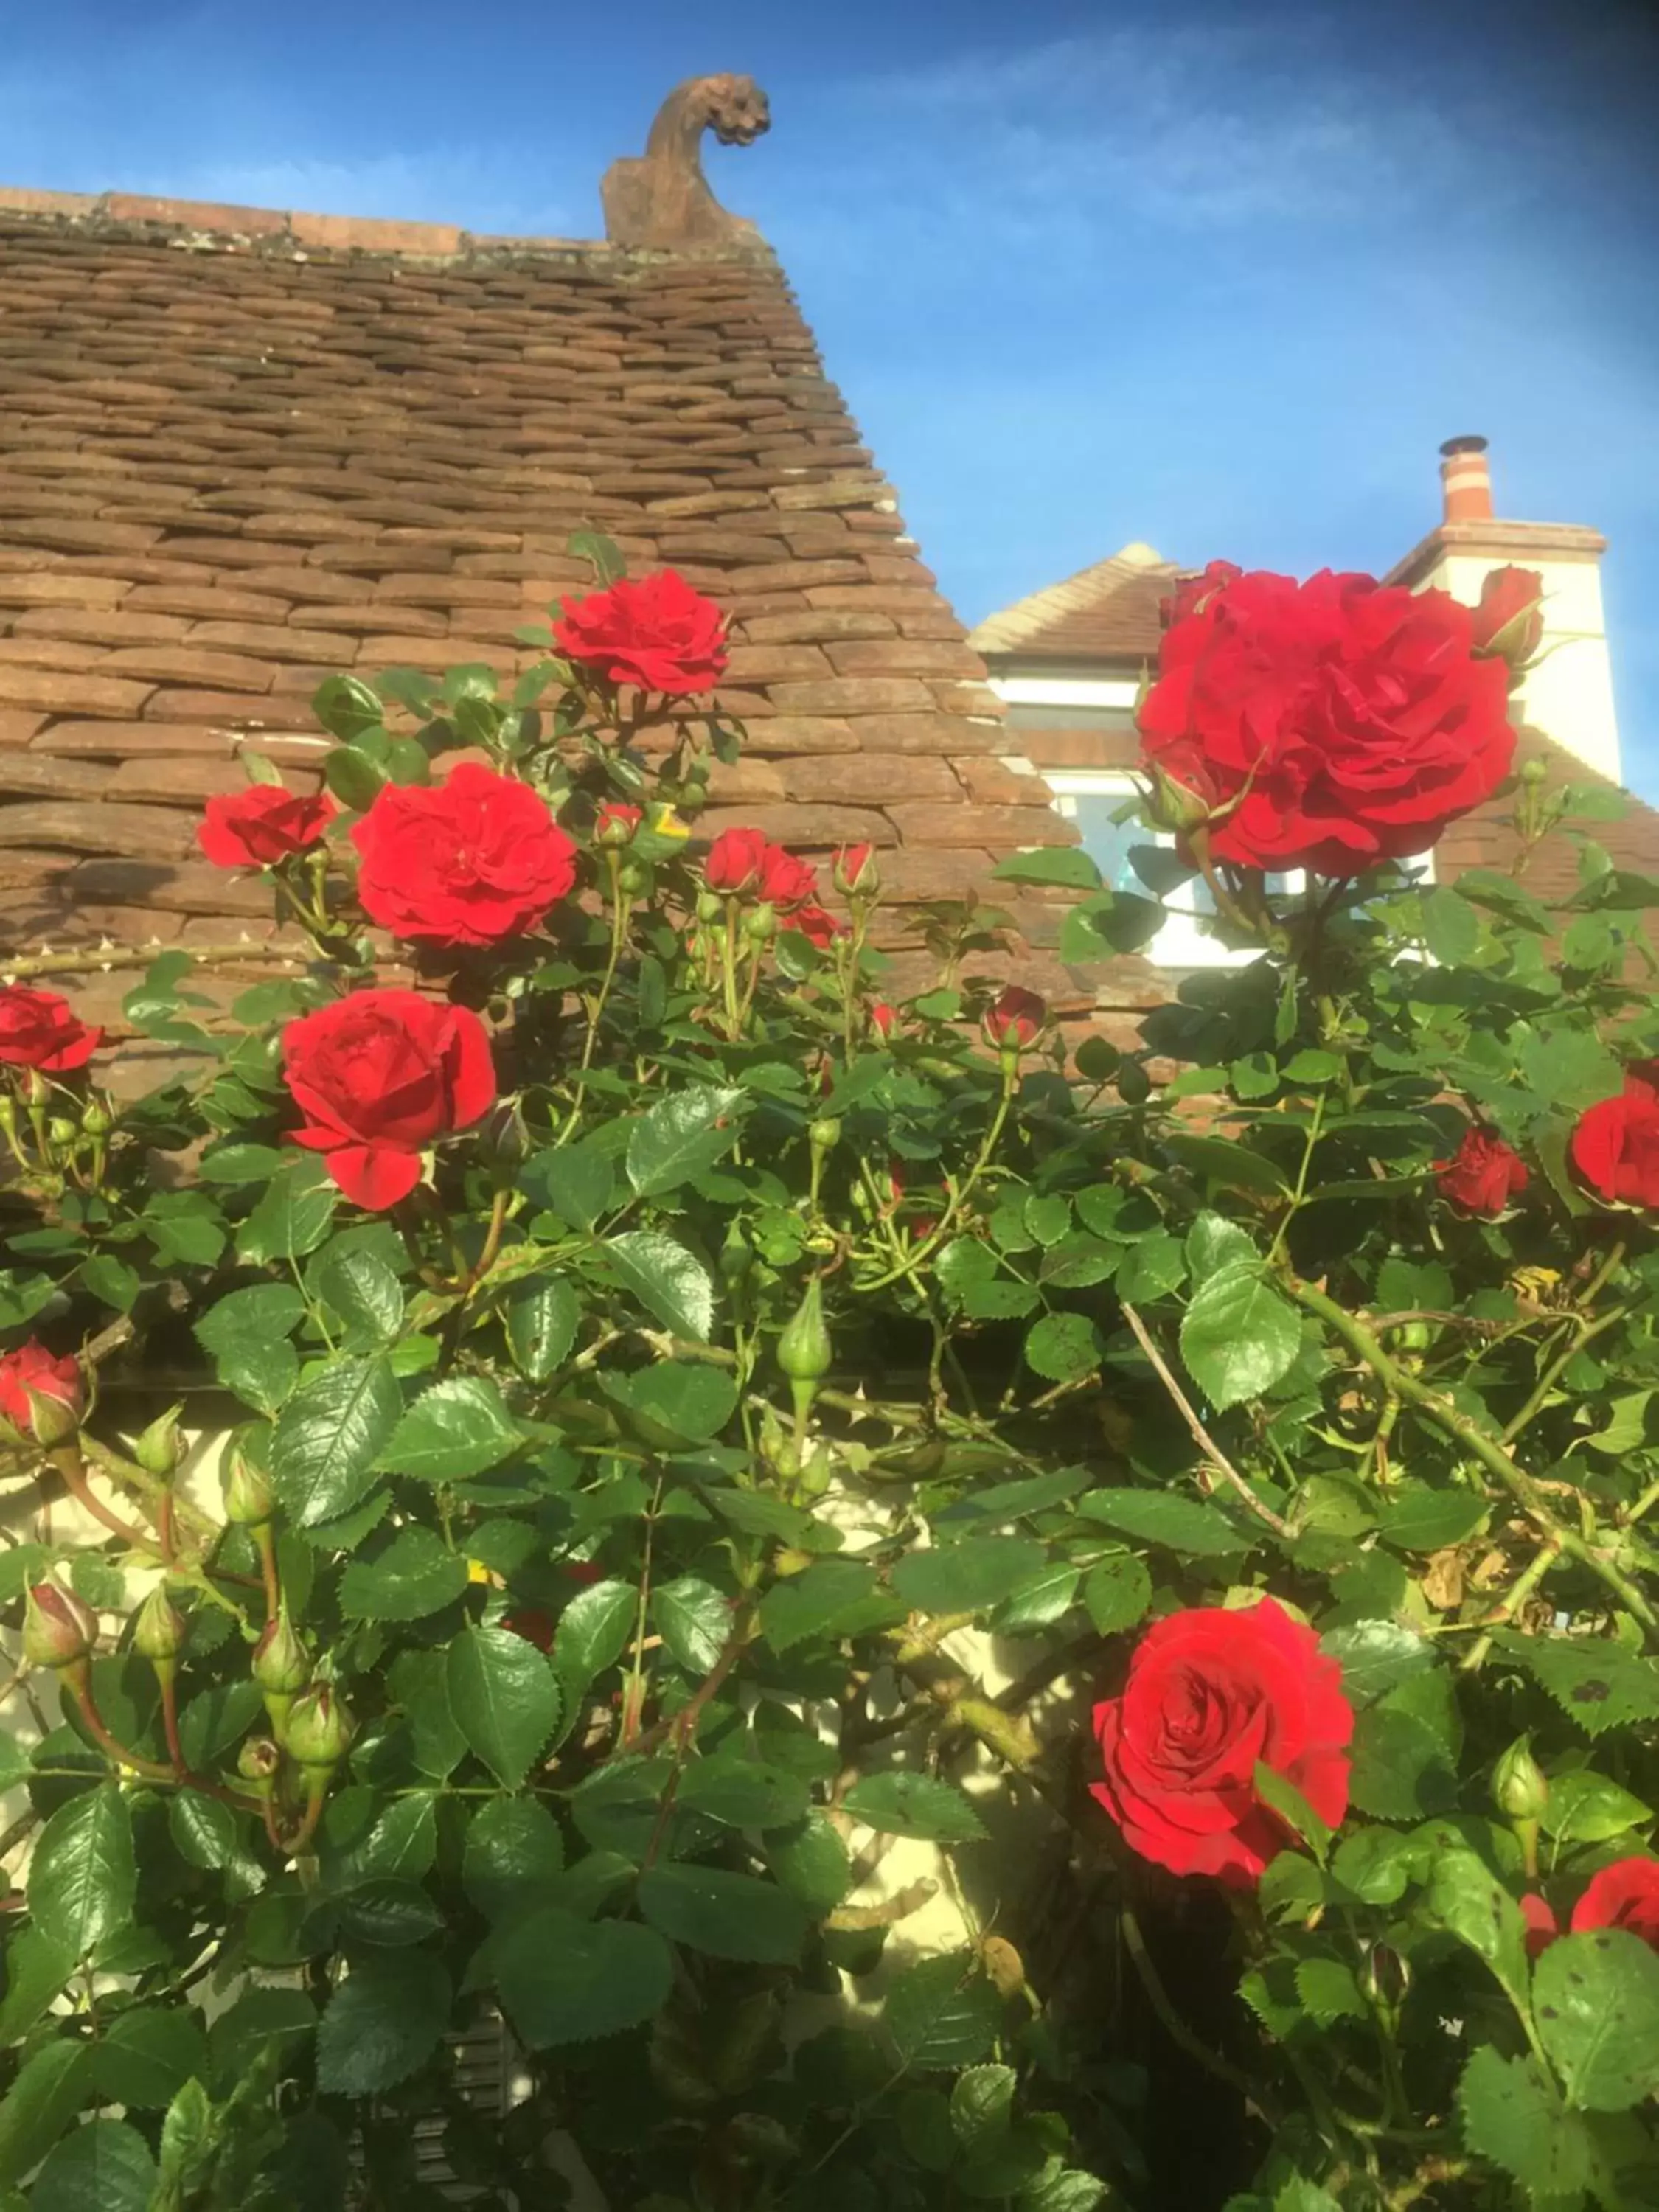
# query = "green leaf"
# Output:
<box><xmin>382</xmin><ymin>1375</ymin><xmax>521</xmax><ymax>1483</ymax></box>
<box><xmin>315</xmin><ymin>1950</ymin><xmax>451</xmax><ymax>2097</ymax></box>
<box><xmin>606</xmin><ymin>1231</ymin><xmax>715</xmax><ymax>1341</ymax></box>
<box><xmin>1024</xmin><ymin>1312</ymin><xmax>1103</xmax><ymax>1385</ymax></box>
<box><xmin>951</xmin><ymin>2062</ymin><xmax>1016</xmax><ymax>2151</ymax></box>
<box><xmin>638</xmin><ymin>1864</ymin><xmax>809</xmax><ymax>1964</ymax></box>
<box><xmin>1163</xmin><ymin>1133</ymin><xmax>1290</xmax><ymax>1196</ymax></box>
<box><xmin>1518</xmin><ymin>1029</ymin><xmax>1624</xmax><ymax>1112</ymax></box>
<box><xmin>463</xmin><ymin>1797</ymin><xmax>565</xmax><ymax>1922</ymax></box>
<box><xmin>206</xmin><ymin>1987</ymin><xmax>316</xmax><ymax>2083</ymax></box>
<box><xmin>1186</xmin><ymin>1211</ymin><xmax>1259</xmax><ymax>1279</ymax></box>
<box><xmin>520</xmin><ymin>1141</ymin><xmax>613</xmax><ymax>1230</ymax></box>
<box><xmin>88</xmin><ymin>2009</ymin><xmax>207</xmax><ymax>2110</ymax></box>
<box><xmin>311</xmin><ymin>672</ymin><xmax>384</xmax><ymax>742</ymax></box>
<box><xmin>1348</xmin><ymin>1705</ymin><xmax>1459</xmax><ymax>1821</ymax></box>
<box><xmin>884</xmin><ymin>1952</ymin><xmax>1001</xmax><ymax>2069</ymax></box>
<box><xmin>1534</xmin><ymin>1929</ymin><xmax>1659</xmax><ymax>2110</ymax></box>
<box><xmin>504</xmin><ymin>1276</ymin><xmax>580</xmax><ymax>1382</ymax></box>
<box><xmin>493</xmin><ymin>1907</ymin><xmax>672</xmax><ymax>2048</ymax></box>
<box><xmin>1293</xmin><ymin>1956</ymin><xmax>1366</xmax><ymax>2023</ymax></box>
<box><xmin>333</xmin><ymin>1878</ymin><xmax>445</xmax><ymax>1948</ymax></box>
<box><xmin>236</xmin><ymin>1156</ymin><xmax>338</xmax><ymax>1265</ymax></box>
<box><xmin>568</xmin><ymin>528</ymin><xmax>625</xmax><ymax>584</ymax></box>
<box><xmin>759</xmin><ymin>1559</ymin><xmax>906</xmax><ymax>1653</ymax></box>
<box><xmin>1458</xmin><ymin>2045</ymin><xmax>1590</xmax><ymax>2195</ymax></box>
<box><xmin>389</xmin><ymin>1649</ymin><xmax>467</xmax><ymax>1781</ymax></box>
<box><xmin>79</xmin><ymin>1256</ymin><xmax>140</xmax><ymax>1314</ymax></box>
<box><xmin>0</xmin><ymin>1929</ymin><xmax>73</xmax><ymax>2044</ymax></box>
<box><xmin>892</xmin><ymin>1537</ymin><xmax>1046</xmax><ymax>1616</ymax></box>
<box><xmin>552</xmin><ymin>1578</ymin><xmax>636</xmax><ymax>1699</ymax></box>
<box><xmin>339</xmin><ymin>1526</ymin><xmax>470</xmax><ymax>1621</ymax></box>
<box><xmin>1077</xmin><ymin>1489</ymin><xmax>1249</xmax><ymax>1555</ymax></box>
<box><xmin>992</xmin><ymin>846</ymin><xmax>1102</xmax><ymax>890</ymax></box>
<box><xmin>1180</xmin><ymin>1266</ymin><xmax>1301</xmax><ymax>1411</ymax></box>
<box><xmin>1082</xmin><ymin>1554</ymin><xmax>1152</xmax><ymax>1635</ymax></box>
<box><xmin>29</xmin><ymin>1787</ymin><xmax>134</xmax><ymax>1959</ymax></box>
<box><xmin>1253</xmin><ymin>1763</ymin><xmax>1332</xmax><ymax>1864</ymax></box>
<box><xmin>194</xmin><ymin>1282</ymin><xmax>307</xmax><ymax>1411</ymax></box>
<box><xmin>1379</xmin><ymin>1484</ymin><xmax>1489</xmax><ymax>1553</ymax></box>
<box><xmin>1321</xmin><ymin>1619</ymin><xmax>1436</xmax><ymax>1705</ymax></box>
<box><xmin>310</xmin><ymin>1239</ymin><xmax>403</xmax><ymax>1342</ymax></box>
<box><xmin>30</xmin><ymin>2118</ymin><xmax>155</xmax><ymax>2212</ymax></box>
<box><xmin>763</xmin><ymin>1812</ymin><xmax>854</xmax><ymax>1913</ymax></box>
<box><xmin>680</xmin><ymin>1758</ymin><xmax>811</xmax><ymax>1829</ymax></box>
<box><xmin>1493</xmin><ymin>1630</ymin><xmax>1659</xmax><ymax>1738</ymax></box>
<box><xmin>167</xmin><ymin>1790</ymin><xmax>235</xmax><ymax>1871</ymax></box>
<box><xmin>842</xmin><ymin>1771</ymin><xmax>987</xmax><ymax>1843</ymax></box>
<box><xmin>1020</xmin><ymin>2163</ymin><xmax>1109</xmax><ymax>2212</ymax></box>
<box><xmin>608</xmin><ymin>1362</ymin><xmax>738</xmax><ymax>1444</ymax></box>
<box><xmin>176</xmin><ymin>1679</ymin><xmax>262</xmax><ymax>1770</ymax></box>
<box><xmin>270</xmin><ymin>1356</ymin><xmax>402</xmax><ymax>1528</ymax></box>
<box><xmin>1428</xmin><ymin>1849</ymin><xmax>1528</xmax><ymax>2007</ymax></box>
<box><xmin>1542</xmin><ymin>1771</ymin><xmax>1652</xmax><ymax>1846</ymax></box>
<box><xmin>652</xmin><ymin>1576</ymin><xmax>733</xmax><ymax>1673</ymax></box>
<box><xmin>445</xmin><ymin>1624</ymin><xmax>562</xmax><ymax>1788</ymax></box>
<box><xmin>324</xmin><ymin>742</ymin><xmax>386</xmax><ymax>810</ymax></box>
<box><xmin>0</xmin><ymin>2041</ymin><xmax>89</xmax><ymax>2189</ymax></box>
<box><xmin>1116</xmin><ymin>1231</ymin><xmax>1189</xmax><ymax>1304</ymax></box>
<box><xmin>1419</xmin><ymin>884</ymin><xmax>1481</xmax><ymax>964</ymax></box>
<box><xmin>1330</xmin><ymin>1826</ymin><xmax>1416</xmax><ymax>1906</ymax></box>
<box><xmin>626</xmin><ymin>1085</ymin><xmax>747</xmax><ymax>1196</ymax></box>
<box><xmin>198</xmin><ymin>1139</ymin><xmax>288</xmax><ymax>1185</ymax></box>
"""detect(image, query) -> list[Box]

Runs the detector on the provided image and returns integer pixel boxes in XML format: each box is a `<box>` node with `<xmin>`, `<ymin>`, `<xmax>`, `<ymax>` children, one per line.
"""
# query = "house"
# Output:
<box><xmin>0</xmin><ymin>75</ymin><xmax>1080</xmax><ymax>1043</ymax></box>
<box><xmin>970</xmin><ymin>437</ymin><xmax>1655</xmax><ymax>968</ymax></box>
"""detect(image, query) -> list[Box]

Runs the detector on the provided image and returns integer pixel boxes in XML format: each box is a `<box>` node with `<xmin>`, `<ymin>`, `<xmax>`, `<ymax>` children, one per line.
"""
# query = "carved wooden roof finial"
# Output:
<box><xmin>601</xmin><ymin>75</ymin><xmax>771</xmax><ymax>251</ymax></box>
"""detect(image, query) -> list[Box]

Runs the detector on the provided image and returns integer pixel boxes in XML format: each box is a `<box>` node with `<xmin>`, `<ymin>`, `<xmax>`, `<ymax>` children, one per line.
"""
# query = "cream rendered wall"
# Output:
<box><xmin>1421</xmin><ymin>551</ymin><xmax>1621</xmax><ymax>786</ymax></box>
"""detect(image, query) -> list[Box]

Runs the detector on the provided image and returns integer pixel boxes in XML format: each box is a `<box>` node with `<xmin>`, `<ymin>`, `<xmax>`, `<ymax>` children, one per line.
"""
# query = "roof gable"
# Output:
<box><xmin>969</xmin><ymin>542</ymin><xmax>1174</xmax><ymax>663</ymax></box>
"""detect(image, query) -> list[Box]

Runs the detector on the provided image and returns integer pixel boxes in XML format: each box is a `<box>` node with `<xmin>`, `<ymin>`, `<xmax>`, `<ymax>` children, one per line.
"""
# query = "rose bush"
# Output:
<box><xmin>0</xmin><ymin>537</ymin><xmax>1658</xmax><ymax>2212</ymax></box>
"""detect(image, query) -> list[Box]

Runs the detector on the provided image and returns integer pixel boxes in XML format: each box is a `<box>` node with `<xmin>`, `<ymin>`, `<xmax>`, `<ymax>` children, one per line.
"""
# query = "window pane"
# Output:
<box><xmin>1065</xmin><ymin>794</ymin><xmax>1143</xmax><ymax>894</ymax></box>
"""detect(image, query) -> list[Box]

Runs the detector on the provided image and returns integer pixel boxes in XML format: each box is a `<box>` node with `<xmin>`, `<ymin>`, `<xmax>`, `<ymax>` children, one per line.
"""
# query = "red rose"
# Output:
<box><xmin>869</xmin><ymin>1001</ymin><xmax>897</xmax><ymax>1041</ymax></box>
<box><xmin>198</xmin><ymin>786</ymin><xmax>335</xmax><ymax>869</ymax></box>
<box><xmin>1433</xmin><ymin>1127</ymin><xmax>1529</xmax><ymax>1217</ymax></box>
<box><xmin>785</xmin><ymin>901</ymin><xmax>844</xmax><ymax>950</ymax></box>
<box><xmin>0</xmin><ymin>1340</ymin><xmax>83</xmax><ymax>1434</ymax></box>
<box><xmin>1470</xmin><ymin>566</ymin><xmax>1545</xmax><ymax>667</ymax></box>
<box><xmin>757</xmin><ymin>845</ymin><xmax>817</xmax><ymax>912</ymax></box>
<box><xmin>833</xmin><ymin>841</ymin><xmax>878</xmax><ymax>897</ymax></box>
<box><xmin>594</xmin><ymin>801</ymin><xmax>642</xmax><ymax>848</ymax></box>
<box><xmin>282</xmin><ymin>988</ymin><xmax>495</xmax><ymax>1210</ymax></box>
<box><xmin>984</xmin><ymin>986</ymin><xmax>1046</xmax><ymax>1052</ymax></box>
<box><xmin>351</xmin><ymin>763</ymin><xmax>577</xmax><ymax>948</ymax></box>
<box><xmin>1571</xmin><ymin>1859</ymin><xmax>1659</xmax><ymax>1950</ymax></box>
<box><xmin>1571</xmin><ymin>1065</ymin><xmax>1659</xmax><ymax>1210</ymax></box>
<box><xmin>1090</xmin><ymin>1598</ymin><xmax>1354</xmax><ymax>1885</ymax></box>
<box><xmin>1521</xmin><ymin>1893</ymin><xmax>1559</xmax><ymax>1958</ymax></box>
<box><xmin>1138</xmin><ymin>566</ymin><xmax>1515</xmax><ymax>874</ymax></box>
<box><xmin>554</xmin><ymin>569</ymin><xmax>728</xmax><ymax>697</ymax></box>
<box><xmin>704</xmin><ymin>827</ymin><xmax>770</xmax><ymax>897</ymax></box>
<box><xmin>0</xmin><ymin>988</ymin><xmax>102</xmax><ymax>1074</ymax></box>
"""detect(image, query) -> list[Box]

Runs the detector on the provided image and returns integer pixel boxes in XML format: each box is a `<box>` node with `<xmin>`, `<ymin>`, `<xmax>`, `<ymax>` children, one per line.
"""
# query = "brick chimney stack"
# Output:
<box><xmin>1439</xmin><ymin>435</ymin><xmax>1494</xmax><ymax>523</ymax></box>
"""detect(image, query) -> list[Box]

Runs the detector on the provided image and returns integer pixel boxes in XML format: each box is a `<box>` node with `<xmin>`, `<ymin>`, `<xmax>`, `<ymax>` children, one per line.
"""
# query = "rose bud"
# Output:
<box><xmin>222</xmin><ymin>1434</ymin><xmax>275</xmax><ymax>1526</ymax></box>
<box><xmin>593</xmin><ymin>801</ymin><xmax>642</xmax><ymax>849</ymax></box>
<box><xmin>23</xmin><ymin>1579</ymin><xmax>98</xmax><ymax>1672</ymax></box>
<box><xmin>1144</xmin><ymin>759</ymin><xmax>1216</xmax><ymax>835</ymax></box>
<box><xmin>982</xmin><ymin>986</ymin><xmax>1047</xmax><ymax>1057</ymax></box>
<box><xmin>869</xmin><ymin>1002</ymin><xmax>897</xmax><ymax>1043</ymax></box>
<box><xmin>1470</xmin><ymin>566</ymin><xmax>1545</xmax><ymax>669</ymax></box>
<box><xmin>237</xmin><ymin>1736</ymin><xmax>282</xmax><ymax>1786</ymax></box>
<box><xmin>252</xmin><ymin>1610</ymin><xmax>311</xmax><ymax>1698</ymax></box>
<box><xmin>284</xmin><ymin>1683</ymin><xmax>355</xmax><ymax>1775</ymax></box>
<box><xmin>743</xmin><ymin>902</ymin><xmax>779</xmax><ymax>943</ymax></box>
<box><xmin>0</xmin><ymin>1342</ymin><xmax>84</xmax><ymax>1447</ymax></box>
<box><xmin>1493</xmin><ymin>1734</ymin><xmax>1549</xmax><ymax>1823</ymax></box>
<box><xmin>132</xmin><ymin>1404</ymin><xmax>186</xmax><ymax>1479</ymax></box>
<box><xmin>778</xmin><ymin>1276</ymin><xmax>832</xmax><ymax>1436</ymax></box>
<box><xmin>131</xmin><ymin>1585</ymin><xmax>188</xmax><ymax>1669</ymax></box>
<box><xmin>80</xmin><ymin>1097</ymin><xmax>112</xmax><ymax>1138</ymax></box>
<box><xmin>832</xmin><ymin>841</ymin><xmax>879</xmax><ymax>899</ymax></box>
<box><xmin>808</xmin><ymin>1117</ymin><xmax>841</xmax><ymax>1152</ymax></box>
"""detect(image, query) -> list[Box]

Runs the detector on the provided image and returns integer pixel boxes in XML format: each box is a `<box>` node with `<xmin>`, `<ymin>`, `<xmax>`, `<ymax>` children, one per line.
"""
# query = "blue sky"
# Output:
<box><xmin>4</xmin><ymin>0</ymin><xmax>1658</xmax><ymax>789</ymax></box>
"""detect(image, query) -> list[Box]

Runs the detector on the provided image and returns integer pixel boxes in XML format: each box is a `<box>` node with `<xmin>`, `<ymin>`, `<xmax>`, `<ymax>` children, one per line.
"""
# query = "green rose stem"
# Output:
<box><xmin>1287</xmin><ymin>1276</ymin><xmax>1659</xmax><ymax>1633</ymax></box>
<box><xmin>0</xmin><ymin>939</ymin><xmax>354</xmax><ymax>981</ymax></box>
<box><xmin>45</xmin><ymin>1444</ymin><xmax>158</xmax><ymax>1555</ymax></box>
<box><xmin>558</xmin><ymin>852</ymin><xmax>630</xmax><ymax>1139</ymax></box>
<box><xmin>1118</xmin><ymin>1303</ymin><xmax>1293</xmax><ymax>1539</ymax></box>
<box><xmin>0</xmin><ymin>1093</ymin><xmax>29</xmax><ymax>1171</ymax></box>
<box><xmin>855</xmin><ymin>1054</ymin><xmax>1020</xmax><ymax>1294</ymax></box>
<box><xmin>132</xmin><ymin>1585</ymin><xmax>189</xmax><ymax>1775</ymax></box>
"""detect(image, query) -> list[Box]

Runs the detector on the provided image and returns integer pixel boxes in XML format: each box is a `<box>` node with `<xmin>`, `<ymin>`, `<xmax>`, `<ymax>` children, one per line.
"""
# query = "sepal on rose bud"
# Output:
<box><xmin>131</xmin><ymin>1584</ymin><xmax>188</xmax><ymax>1666</ymax></box>
<box><xmin>237</xmin><ymin>1736</ymin><xmax>282</xmax><ymax>1787</ymax></box>
<box><xmin>24</xmin><ymin>1579</ymin><xmax>98</xmax><ymax>1672</ymax></box>
<box><xmin>285</xmin><ymin>1683</ymin><xmax>355</xmax><ymax>1774</ymax></box>
<box><xmin>832</xmin><ymin>841</ymin><xmax>879</xmax><ymax>899</ymax></box>
<box><xmin>132</xmin><ymin>1404</ymin><xmax>186</xmax><ymax>1478</ymax></box>
<box><xmin>777</xmin><ymin>1276</ymin><xmax>832</xmax><ymax>1388</ymax></box>
<box><xmin>1470</xmin><ymin>566</ymin><xmax>1545</xmax><ymax>669</ymax></box>
<box><xmin>982</xmin><ymin>986</ymin><xmax>1046</xmax><ymax>1057</ymax></box>
<box><xmin>252</xmin><ymin>1610</ymin><xmax>310</xmax><ymax>1698</ymax></box>
<box><xmin>223</xmin><ymin>1433</ymin><xmax>275</xmax><ymax>1526</ymax></box>
<box><xmin>1493</xmin><ymin>1733</ymin><xmax>1549</xmax><ymax>1823</ymax></box>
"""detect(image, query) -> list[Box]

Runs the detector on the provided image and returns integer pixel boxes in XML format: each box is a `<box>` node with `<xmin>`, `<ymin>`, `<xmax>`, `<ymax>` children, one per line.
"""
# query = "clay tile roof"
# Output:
<box><xmin>969</xmin><ymin>542</ymin><xmax>1176</xmax><ymax>663</ymax></box>
<box><xmin>0</xmin><ymin>77</ymin><xmax>1091</xmax><ymax>1022</ymax></box>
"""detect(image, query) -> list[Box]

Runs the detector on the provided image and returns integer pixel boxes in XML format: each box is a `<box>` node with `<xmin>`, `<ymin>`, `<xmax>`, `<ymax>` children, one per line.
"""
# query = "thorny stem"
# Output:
<box><xmin>254</xmin><ymin>1522</ymin><xmax>282</xmax><ymax>1624</ymax></box>
<box><xmin>1461</xmin><ymin>1537</ymin><xmax>1562</xmax><ymax>1674</ymax></box>
<box><xmin>46</xmin><ymin>1447</ymin><xmax>156</xmax><ymax>1554</ymax></box>
<box><xmin>856</xmin><ymin>1062</ymin><xmax>1018</xmax><ymax>1293</ymax></box>
<box><xmin>1121</xmin><ymin>1903</ymin><xmax>1276</xmax><ymax>2120</ymax></box>
<box><xmin>622</xmin><ymin>1471</ymin><xmax>666</xmax><ymax>1750</ymax></box>
<box><xmin>160</xmin><ymin>1669</ymin><xmax>186</xmax><ymax>1775</ymax></box>
<box><xmin>1267</xmin><ymin>1090</ymin><xmax>1325</xmax><ymax>1265</ymax></box>
<box><xmin>1119</xmin><ymin>1302</ymin><xmax>1293</xmax><ymax>1538</ymax></box>
<box><xmin>1287</xmin><ymin>1277</ymin><xmax>1659</xmax><ymax>1632</ymax></box>
<box><xmin>0</xmin><ymin>939</ymin><xmax>362</xmax><ymax>981</ymax></box>
<box><xmin>560</xmin><ymin>866</ymin><xmax>629</xmax><ymax>1138</ymax></box>
<box><xmin>1501</xmin><ymin>1301</ymin><xmax>1630</xmax><ymax>1444</ymax></box>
